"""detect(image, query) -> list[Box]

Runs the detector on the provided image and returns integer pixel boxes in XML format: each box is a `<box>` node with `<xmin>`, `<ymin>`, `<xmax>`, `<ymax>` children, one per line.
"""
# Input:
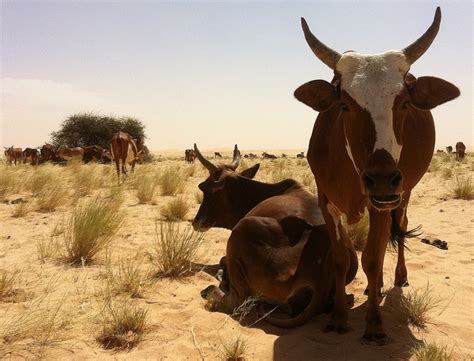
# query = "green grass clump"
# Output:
<box><xmin>61</xmin><ymin>194</ymin><xmax>124</xmax><ymax>266</ymax></box>
<box><xmin>150</xmin><ymin>222</ymin><xmax>204</xmax><ymax>278</ymax></box>
<box><xmin>401</xmin><ymin>283</ymin><xmax>442</xmax><ymax>329</ymax></box>
<box><xmin>160</xmin><ymin>196</ymin><xmax>190</xmax><ymax>221</ymax></box>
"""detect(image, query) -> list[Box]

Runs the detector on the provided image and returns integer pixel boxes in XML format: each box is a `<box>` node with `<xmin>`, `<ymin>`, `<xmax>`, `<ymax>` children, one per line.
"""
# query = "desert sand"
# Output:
<box><xmin>0</xmin><ymin>151</ymin><xmax>472</xmax><ymax>360</ymax></box>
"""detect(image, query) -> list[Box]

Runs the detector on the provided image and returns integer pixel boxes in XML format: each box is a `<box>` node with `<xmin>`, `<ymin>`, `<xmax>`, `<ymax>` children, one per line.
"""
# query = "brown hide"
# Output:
<box><xmin>4</xmin><ymin>147</ymin><xmax>23</xmax><ymax>165</ymax></box>
<box><xmin>455</xmin><ymin>141</ymin><xmax>466</xmax><ymax>161</ymax></box>
<box><xmin>110</xmin><ymin>131</ymin><xmax>138</xmax><ymax>181</ymax></box>
<box><xmin>58</xmin><ymin>147</ymin><xmax>84</xmax><ymax>161</ymax></box>
<box><xmin>23</xmin><ymin>148</ymin><xmax>40</xmax><ymax>165</ymax></box>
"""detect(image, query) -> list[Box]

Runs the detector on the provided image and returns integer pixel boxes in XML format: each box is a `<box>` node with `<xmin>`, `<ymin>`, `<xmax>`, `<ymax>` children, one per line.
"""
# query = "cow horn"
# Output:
<box><xmin>228</xmin><ymin>144</ymin><xmax>241</xmax><ymax>170</ymax></box>
<box><xmin>194</xmin><ymin>143</ymin><xmax>218</xmax><ymax>173</ymax></box>
<box><xmin>402</xmin><ymin>7</ymin><xmax>441</xmax><ymax>65</ymax></box>
<box><xmin>301</xmin><ymin>17</ymin><xmax>341</xmax><ymax>70</ymax></box>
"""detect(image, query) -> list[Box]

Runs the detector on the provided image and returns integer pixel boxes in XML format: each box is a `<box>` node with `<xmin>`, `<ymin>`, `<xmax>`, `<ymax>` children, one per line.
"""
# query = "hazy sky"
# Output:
<box><xmin>1</xmin><ymin>1</ymin><xmax>472</xmax><ymax>150</ymax></box>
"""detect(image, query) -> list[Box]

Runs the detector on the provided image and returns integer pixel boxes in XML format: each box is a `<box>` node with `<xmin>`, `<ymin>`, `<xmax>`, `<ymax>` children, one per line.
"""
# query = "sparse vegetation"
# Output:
<box><xmin>401</xmin><ymin>283</ymin><xmax>442</xmax><ymax>329</ymax></box>
<box><xmin>158</xmin><ymin>167</ymin><xmax>183</xmax><ymax>195</ymax></box>
<box><xmin>96</xmin><ymin>297</ymin><xmax>148</xmax><ymax>350</ymax></box>
<box><xmin>36</xmin><ymin>181</ymin><xmax>69</xmax><ymax>212</ymax></box>
<box><xmin>106</xmin><ymin>257</ymin><xmax>144</xmax><ymax>297</ymax></box>
<box><xmin>344</xmin><ymin>210</ymin><xmax>369</xmax><ymax>251</ymax></box>
<box><xmin>36</xmin><ymin>238</ymin><xmax>59</xmax><ymax>263</ymax></box>
<box><xmin>11</xmin><ymin>201</ymin><xmax>30</xmax><ymax>218</ymax></box>
<box><xmin>0</xmin><ymin>270</ymin><xmax>17</xmax><ymax>300</ymax></box>
<box><xmin>135</xmin><ymin>174</ymin><xmax>158</xmax><ymax>204</ymax></box>
<box><xmin>71</xmin><ymin>164</ymin><xmax>103</xmax><ymax>197</ymax></box>
<box><xmin>451</xmin><ymin>175</ymin><xmax>473</xmax><ymax>200</ymax></box>
<box><xmin>150</xmin><ymin>222</ymin><xmax>204</xmax><ymax>278</ymax></box>
<box><xmin>61</xmin><ymin>194</ymin><xmax>124</xmax><ymax>265</ymax></box>
<box><xmin>219</xmin><ymin>334</ymin><xmax>248</xmax><ymax>361</ymax></box>
<box><xmin>160</xmin><ymin>196</ymin><xmax>190</xmax><ymax>221</ymax></box>
<box><xmin>441</xmin><ymin>167</ymin><xmax>453</xmax><ymax>180</ymax></box>
<box><xmin>413</xmin><ymin>341</ymin><xmax>454</xmax><ymax>361</ymax></box>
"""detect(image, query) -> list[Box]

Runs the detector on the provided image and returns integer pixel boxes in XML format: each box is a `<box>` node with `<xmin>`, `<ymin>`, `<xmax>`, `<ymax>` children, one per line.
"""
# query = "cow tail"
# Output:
<box><xmin>389</xmin><ymin>210</ymin><xmax>422</xmax><ymax>250</ymax></box>
<box><xmin>259</xmin><ymin>289</ymin><xmax>319</xmax><ymax>328</ymax></box>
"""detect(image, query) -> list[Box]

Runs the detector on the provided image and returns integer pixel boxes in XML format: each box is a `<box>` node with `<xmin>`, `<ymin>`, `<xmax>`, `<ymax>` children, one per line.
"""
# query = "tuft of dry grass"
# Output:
<box><xmin>96</xmin><ymin>297</ymin><xmax>148</xmax><ymax>350</ymax></box>
<box><xmin>36</xmin><ymin>182</ymin><xmax>69</xmax><ymax>212</ymax></box>
<box><xmin>36</xmin><ymin>237</ymin><xmax>60</xmax><ymax>263</ymax></box>
<box><xmin>150</xmin><ymin>222</ymin><xmax>204</xmax><ymax>278</ymax></box>
<box><xmin>136</xmin><ymin>174</ymin><xmax>158</xmax><ymax>204</ymax></box>
<box><xmin>160</xmin><ymin>196</ymin><xmax>190</xmax><ymax>221</ymax></box>
<box><xmin>0</xmin><ymin>269</ymin><xmax>17</xmax><ymax>300</ymax></box>
<box><xmin>450</xmin><ymin>175</ymin><xmax>473</xmax><ymax>200</ymax></box>
<box><xmin>428</xmin><ymin>158</ymin><xmax>441</xmax><ymax>173</ymax></box>
<box><xmin>60</xmin><ymin>193</ymin><xmax>124</xmax><ymax>266</ymax></box>
<box><xmin>106</xmin><ymin>257</ymin><xmax>144</xmax><ymax>297</ymax></box>
<box><xmin>441</xmin><ymin>167</ymin><xmax>453</xmax><ymax>180</ymax></box>
<box><xmin>413</xmin><ymin>341</ymin><xmax>454</xmax><ymax>361</ymax></box>
<box><xmin>345</xmin><ymin>210</ymin><xmax>369</xmax><ymax>251</ymax></box>
<box><xmin>401</xmin><ymin>283</ymin><xmax>442</xmax><ymax>329</ymax></box>
<box><xmin>27</xmin><ymin>165</ymin><xmax>58</xmax><ymax>196</ymax></box>
<box><xmin>11</xmin><ymin>202</ymin><xmax>31</xmax><ymax>218</ymax></box>
<box><xmin>0</xmin><ymin>166</ymin><xmax>14</xmax><ymax>199</ymax></box>
<box><xmin>71</xmin><ymin>164</ymin><xmax>103</xmax><ymax>197</ymax></box>
<box><xmin>158</xmin><ymin>167</ymin><xmax>184</xmax><ymax>196</ymax></box>
<box><xmin>219</xmin><ymin>334</ymin><xmax>248</xmax><ymax>361</ymax></box>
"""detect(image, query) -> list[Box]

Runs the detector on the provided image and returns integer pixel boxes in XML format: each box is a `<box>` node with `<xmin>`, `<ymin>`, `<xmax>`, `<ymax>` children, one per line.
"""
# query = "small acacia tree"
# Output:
<box><xmin>50</xmin><ymin>113</ymin><xmax>146</xmax><ymax>149</ymax></box>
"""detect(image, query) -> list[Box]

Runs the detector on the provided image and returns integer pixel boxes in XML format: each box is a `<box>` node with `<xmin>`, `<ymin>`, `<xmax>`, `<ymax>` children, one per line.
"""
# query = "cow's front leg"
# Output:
<box><xmin>361</xmin><ymin>209</ymin><xmax>391</xmax><ymax>345</ymax></box>
<box><xmin>322</xmin><ymin>200</ymin><xmax>352</xmax><ymax>334</ymax></box>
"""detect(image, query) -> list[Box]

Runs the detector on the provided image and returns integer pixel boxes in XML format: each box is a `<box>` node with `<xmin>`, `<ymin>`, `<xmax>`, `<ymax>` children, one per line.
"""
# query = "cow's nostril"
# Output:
<box><xmin>363</xmin><ymin>174</ymin><xmax>375</xmax><ymax>190</ymax></box>
<box><xmin>391</xmin><ymin>172</ymin><xmax>403</xmax><ymax>188</ymax></box>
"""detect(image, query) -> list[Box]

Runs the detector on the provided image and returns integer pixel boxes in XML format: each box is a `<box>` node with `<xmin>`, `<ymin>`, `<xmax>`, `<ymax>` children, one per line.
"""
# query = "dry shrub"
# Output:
<box><xmin>36</xmin><ymin>181</ymin><xmax>69</xmax><ymax>212</ymax></box>
<box><xmin>401</xmin><ymin>283</ymin><xmax>442</xmax><ymax>329</ymax></box>
<box><xmin>183</xmin><ymin>163</ymin><xmax>197</xmax><ymax>179</ymax></box>
<box><xmin>441</xmin><ymin>167</ymin><xmax>453</xmax><ymax>180</ymax></box>
<box><xmin>345</xmin><ymin>210</ymin><xmax>369</xmax><ymax>251</ymax></box>
<box><xmin>413</xmin><ymin>341</ymin><xmax>454</xmax><ymax>361</ymax></box>
<box><xmin>11</xmin><ymin>202</ymin><xmax>31</xmax><ymax>218</ymax></box>
<box><xmin>219</xmin><ymin>334</ymin><xmax>248</xmax><ymax>361</ymax></box>
<box><xmin>136</xmin><ymin>174</ymin><xmax>158</xmax><ymax>204</ymax></box>
<box><xmin>428</xmin><ymin>158</ymin><xmax>440</xmax><ymax>173</ymax></box>
<box><xmin>0</xmin><ymin>166</ymin><xmax>14</xmax><ymax>199</ymax></box>
<box><xmin>96</xmin><ymin>297</ymin><xmax>148</xmax><ymax>350</ymax></box>
<box><xmin>27</xmin><ymin>165</ymin><xmax>58</xmax><ymax>196</ymax></box>
<box><xmin>451</xmin><ymin>175</ymin><xmax>473</xmax><ymax>200</ymax></box>
<box><xmin>106</xmin><ymin>257</ymin><xmax>144</xmax><ymax>297</ymax></box>
<box><xmin>0</xmin><ymin>269</ymin><xmax>17</xmax><ymax>300</ymax></box>
<box><xmin>36</xmin><ymin>237</ymin><xmax>60</xmax><ymax>263</ymax></box>
<box><xmin>160</xmin><ymin>196</ymin><xmax>189</xmax><ymax>221</ymax></box>
<box><xmin>150</xmin><ymin>222</ymin><xmax>204</xmax><ymax>278</ymax></box>
<box><xmin>158</xmin><ymin>167</ymin><xmax>183</xmax><ymax>195</ymax></box>
<box><xmin>72</xmin><ymin>164</ymin><xmax>103</xmax><ymax>197</ymax></box>
<box><xmin>61</xmin><ymin>193</ymin><xmax>124</xmax><ymax>266</ymax></box>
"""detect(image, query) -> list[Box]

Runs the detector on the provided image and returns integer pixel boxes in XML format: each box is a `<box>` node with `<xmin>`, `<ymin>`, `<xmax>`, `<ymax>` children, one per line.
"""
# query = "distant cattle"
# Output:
<box><xmin>295</xmin><ymin>7</ymin><xmax>459</xmax><ymax>342</ymax></box>
<box><xmin>83</xmin><ymin>145</ymin><xmax>104</xmax><ymax>163</ymax></box>
<box><xmin>446</xmin><ymin>146</ymin><xmax>453</xmax><ymax>154</ymax></box>
<box><xmin>185</xmin><ymin>149</ymin><xmax>196</xmax><ymax>164</ymax></box>
<box><xmin>193</xmin><ymin>144</ymin><xmax>357</xmax><ymax>327</ymax></box>
<box><xmin>262</xmin><ymin>152</ymin><xmax>277</xmax><ymax>159</ymax></box>
<box><xmin>23</xmin><ymin>148</ymin><xmax>40</xmax><ymax>165</ymax></box>
<box><xmin>111</xmin><ymin>131</ymin><xmax>139</xmax><ymax>181</ymax></box>
<box><xmin>297</xmin><ymin>152</ymin><xmax>305</xmax><ymax>159</ymax></box>
<box><xmin>281</xmin><ymin>153</ymin><xmax>288</xmax><ymax>158</ymax></box>
<box><xmin>40</xmin><ymin>143</ymin><xmax>57</xmax><ymax>162</ymax></box>
<box><xmin>436</xmin><ymin>149</ymin><xmax>444</xmax><ymax>153</ymax></box>
<box><xmin>455</xmin><ymin>142</ymin><xmax>466</xmax><ymax>161</ymax></box>
<box><xmin>57</xmin><ymin>146</ymin><xmax>84</xmax><ymax>162</ymax></box>
<box><xmin>4</xmin><ymin>146</ymin><xmax>22</xmax><ymax>165</ymax></box>
<box><xmin>214</xmin><ymin>152</ymin><xmax>222</xmax><ymax>158</ymax></box>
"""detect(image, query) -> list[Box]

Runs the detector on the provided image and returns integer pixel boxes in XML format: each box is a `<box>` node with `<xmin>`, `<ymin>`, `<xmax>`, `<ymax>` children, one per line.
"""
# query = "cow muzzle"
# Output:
<box><xmin>362</xmin><ymin>170</ymin><xmax>403</xmax><ymax>210</ymax></box>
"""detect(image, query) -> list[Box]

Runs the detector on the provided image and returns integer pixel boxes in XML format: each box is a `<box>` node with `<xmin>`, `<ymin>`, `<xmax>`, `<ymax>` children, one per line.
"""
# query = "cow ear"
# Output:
<box><xmin>294</xmin><ymin>80</ymin><xmax>337</xmax><ymax>112</ymax></box>
<box><xmin>279</xmin><ymin>216</ymin><xmax>315</xmax><ymax>246</ymax></box>
<box><xmin>409</xmin><ymin>76</ymin><xmax>460</xmax><ymax>110</ymax></box>
<box><xmin>239</xmin><ymin>164</ymin><xmax>260</xmax><ymax>179</ymax></box>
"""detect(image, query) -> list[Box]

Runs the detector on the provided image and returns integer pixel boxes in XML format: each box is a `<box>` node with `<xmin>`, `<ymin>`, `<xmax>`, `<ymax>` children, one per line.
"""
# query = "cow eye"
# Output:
<box><xmin>340</xmin><ymin>103</ymin><xmax>349</xmax><ymax>112</ymax></box>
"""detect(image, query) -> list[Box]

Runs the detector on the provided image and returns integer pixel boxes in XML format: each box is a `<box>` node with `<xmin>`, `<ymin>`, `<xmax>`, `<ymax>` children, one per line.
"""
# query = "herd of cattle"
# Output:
<box><xmin>184</xmin><ymin>149</ymin><xmax>305</xmax><ymax>163</ymax></box>
<box><xmin>436</xmin><ymin>141</ymin><xmax>467</xmax><ymax>160</ymax></box>
<box><xmin>1</xmin><ymin>7</ymin><xmax>469</xmax><ymax>346</ymax></box>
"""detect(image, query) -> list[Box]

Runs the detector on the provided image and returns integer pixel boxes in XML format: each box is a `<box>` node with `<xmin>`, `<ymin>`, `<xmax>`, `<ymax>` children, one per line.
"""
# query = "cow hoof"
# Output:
<box><xmin>363</xmin><ymin>287</ymin><xmax>385</xmax><ymax>298</ymax></box>
<box><xmin>394</xmin><ymin>279</ymin><xmax>409</xmax><ymax>287</ymax></box>
<box><xmin>323</xmin><ymin>320</ymin><xmax>350</xmax><ymax>334</ymax></box>
<box><xmin>360</xmin><ymin>333</ymin><xmax>392</xmax><ymax>346</ymax></box>
<box><xmin>346</xmin><ymin>293</ymin><xmax>355</xmax><ymax>307</ymax></box>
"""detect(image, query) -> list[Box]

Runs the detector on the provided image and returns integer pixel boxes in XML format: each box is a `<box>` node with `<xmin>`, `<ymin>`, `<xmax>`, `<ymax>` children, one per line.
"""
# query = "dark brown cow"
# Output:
<box><xmin>58</xmin><ymin>146</ymin><xmax>84</xmax><ymax>162</ymax></box>
<box><xmin>83</xmin><ymin>145</ymin><xmax>104</xmax><ymax>163</ymax></box>
<box><xmin>4</xmin><ymin>146</ymin><xmax>23</xmax><ymax>165</ymax></box>
<box><xmin>185</xmin><ymin>149</ymin><xmax>196</xmax><ymax>164</ymax></box>
<box><xmin>295</xmin><ymin>7</ymin><xmax>459</xmax><ymax>343</ymax></box>
<box><xmin>446</xmin><ymin>145</ymin><xmax>453</xmax><ymax>154</ymax></box>
<box><xmin>23</xmin><ymin>148</ymin><xmax>40</xmax><ymax>165</ymax></box>
<box><xmin>40</xmin><ymin>143</ymin><xmax>56</xmax><ymax>162</ymax></box>
<box><xmin>455</xmin><ymin>142</ymin><xmax>466</xmax><ymax>161</ymax></box>
<box><xmin>193</xmin><ymin>144</ymin><xmax>357</xmax><ymax>327</ymax></box>
<box><xmin>214</xmin><ymin>152</ymin><xmax>222</xmax><ymax>158</ymax></box>
<box><xmin>110</xmin><ymin>131</ymin><xmax>138</xmax><ymax>181</ymax></box>
<box><xmin>297</xmin><ymin>152</ymin><xmax>305</xmax><ymax>159</ymax></box>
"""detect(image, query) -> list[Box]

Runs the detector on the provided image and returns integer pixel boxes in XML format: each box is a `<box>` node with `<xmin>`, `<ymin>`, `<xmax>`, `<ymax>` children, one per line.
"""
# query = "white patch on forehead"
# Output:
<box><xmin>336</xmin><ymin>51</ymin><xmax>410</xmax><ymax>162</ymax></box>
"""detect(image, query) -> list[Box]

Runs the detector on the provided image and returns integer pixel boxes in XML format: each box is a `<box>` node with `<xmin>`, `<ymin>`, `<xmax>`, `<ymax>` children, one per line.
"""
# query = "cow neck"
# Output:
<box><xmin>236</xmin><ymin>177</ymin><xmax>299</xmax><ymax>215</ymax></box>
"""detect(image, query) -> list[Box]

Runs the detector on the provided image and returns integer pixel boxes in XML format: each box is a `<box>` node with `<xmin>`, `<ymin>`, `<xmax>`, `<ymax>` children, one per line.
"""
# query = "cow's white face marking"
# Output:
<box><xmin>327</xmin><ymin>202</ymin><xmax>344</xmax><ymax>240</ymax></box>
<box><xmin>336</xmin><ymin>51</ymin><xmax>409</xmax><ymax>163</ymax></box>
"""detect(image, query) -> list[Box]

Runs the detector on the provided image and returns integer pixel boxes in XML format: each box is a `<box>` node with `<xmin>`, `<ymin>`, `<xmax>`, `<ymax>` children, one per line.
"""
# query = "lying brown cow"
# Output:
<box><xmin>82</xmin><ymin>145</ymin><xmax>104</xmax><ymax>163</ymax></box>
<box><xmin>4</xmin><ymin>146</ymin><xmax>22</xmax><ymax>165</ymax></box>
<box><xmin>57</xmin><ymin>146</ymin><xmax>84</xmax><ymax>162</ymax></box>
<box><xmin>23</xmin><ymin>148</ymin><xmax>40</xmax><ymax>165</ymax></box>
<box><xmin>193</xmin><ymin>144</ymin><xmax>357</xmax><ymax>327</ymax></box>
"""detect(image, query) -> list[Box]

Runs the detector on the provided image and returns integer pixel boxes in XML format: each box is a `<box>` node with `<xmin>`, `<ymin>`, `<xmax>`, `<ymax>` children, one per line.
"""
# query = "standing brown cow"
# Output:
<box><xmin>23</xmin><ymin>148</ymin><xmax>40</xmax><ymax>165</ymax></box>
<box><xmin>110</xmin><ymin>131</ymin><xmax>138</xmax><ymax>181</ymax></box>
<box><xmin>295</xmin><ymin>7</ymin><xmax>459</xmax><ymax>343</ymax></box>
<box><xmin>455</xmin><ymin>142</ymin><xmax>466</xmax><ymax>161</ymax></box>
<box><xmin>4</xmin><ymin>146</ymin><xmax>23</xmax><ymax>165</ymax></box>
<box><xmin>185</xmin><ymin>149</ymin><xmax>196</xmax><ymax>163</ymax></box>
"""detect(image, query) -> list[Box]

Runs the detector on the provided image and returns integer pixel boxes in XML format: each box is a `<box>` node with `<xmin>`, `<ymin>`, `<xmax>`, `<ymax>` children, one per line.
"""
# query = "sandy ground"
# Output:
<box><xmin>0</xmin><ymin>151</ymin><xmax>472</xmax><ymax>360</ymax></box>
